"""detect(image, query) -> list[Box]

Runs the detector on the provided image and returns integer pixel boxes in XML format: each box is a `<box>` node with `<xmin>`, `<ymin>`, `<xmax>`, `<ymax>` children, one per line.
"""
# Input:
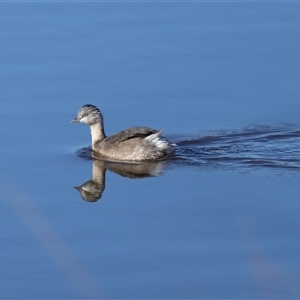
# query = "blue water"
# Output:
<box><xmin>1</xmin><ymin>2</ymin><xmax>300</xmax><ymax>299</ymax></box>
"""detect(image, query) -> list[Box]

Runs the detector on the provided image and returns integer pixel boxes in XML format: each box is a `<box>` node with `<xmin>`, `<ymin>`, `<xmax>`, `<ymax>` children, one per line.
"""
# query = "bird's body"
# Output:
<box><xmin>72</xmin><ymin>104</ymin><xmax>175</xmax><ymax>161</ymax></box>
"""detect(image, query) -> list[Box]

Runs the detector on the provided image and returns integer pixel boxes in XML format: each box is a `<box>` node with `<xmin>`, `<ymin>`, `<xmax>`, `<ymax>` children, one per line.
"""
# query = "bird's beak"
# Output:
<box><xmin>71</xmin><ymin>117</ymin><xmax>79</xmax><ymax>123</ymax></box>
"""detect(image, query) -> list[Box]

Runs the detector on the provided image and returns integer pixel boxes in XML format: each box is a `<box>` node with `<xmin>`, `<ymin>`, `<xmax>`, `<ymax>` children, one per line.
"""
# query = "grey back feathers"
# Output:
<box><xmin>104</xmin><ymin>126</ymin><xmax>159</xmax><ymax>145</ymax></box>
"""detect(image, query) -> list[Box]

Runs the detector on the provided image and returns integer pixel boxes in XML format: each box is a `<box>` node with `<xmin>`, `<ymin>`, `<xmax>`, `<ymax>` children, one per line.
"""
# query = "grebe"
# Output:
<box><xmin>71</xmin><ymin>104</ymin><xmax>174</xmax><ymax>161</ymax></box>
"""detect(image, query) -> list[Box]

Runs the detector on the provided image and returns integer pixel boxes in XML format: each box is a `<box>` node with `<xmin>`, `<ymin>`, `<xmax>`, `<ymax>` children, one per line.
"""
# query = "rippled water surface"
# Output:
<box><xmin>1</xmin><ymin>2</ymin><xmax>300</xmax><ymax>299</ymax></box>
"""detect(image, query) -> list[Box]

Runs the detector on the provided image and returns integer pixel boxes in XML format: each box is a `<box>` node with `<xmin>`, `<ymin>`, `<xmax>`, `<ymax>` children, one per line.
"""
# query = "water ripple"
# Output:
<box><xmin>172</xmin><ymin>124</ymin><xmax>300</xmax><ymax>173</ymax></box>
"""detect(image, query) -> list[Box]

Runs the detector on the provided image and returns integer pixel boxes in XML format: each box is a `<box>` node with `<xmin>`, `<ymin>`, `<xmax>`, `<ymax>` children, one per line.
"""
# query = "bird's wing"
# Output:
<box><xmin>105</xmin><ymin>126</ymin><xmax>160</xmax><ymax>144</ymax></box>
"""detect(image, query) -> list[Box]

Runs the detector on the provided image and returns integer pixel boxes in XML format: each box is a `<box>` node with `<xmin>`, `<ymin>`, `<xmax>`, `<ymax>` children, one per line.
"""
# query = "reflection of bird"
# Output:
<box><xmin>105</xmin><ymin>159</ymin><xmax>166</xmax><ymax>179</ymax></box>
<box><xmin>74</xmin><ymin>160</ymin><xmax>106</xmax><ymax>202</ymax></box>
<box><xmin>74</xmin><ymin>158</ymin><xmax>166</xmax><ymax>202</ymax></box>
<box><xmin>71</xmin><ymin>104</ymin><xmax>175</xmax><ymax>161</ymax></box>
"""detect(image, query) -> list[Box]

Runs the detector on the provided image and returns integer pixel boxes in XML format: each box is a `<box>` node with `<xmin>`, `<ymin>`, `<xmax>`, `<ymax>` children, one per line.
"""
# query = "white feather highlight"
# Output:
<box><xmin>145</xmin><ymin>131</ymin><xmax>169</xmax><ymax>150</ymax></box>
<box><xmin>80</xmin><ymin>116</ymin><xmax>89</xmax><ymax>124</ymax></box>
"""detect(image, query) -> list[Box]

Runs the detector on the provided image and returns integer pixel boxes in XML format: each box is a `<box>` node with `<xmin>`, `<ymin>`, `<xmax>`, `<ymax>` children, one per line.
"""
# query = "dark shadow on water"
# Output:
<box><xmin>75</xmin><ymin>124</ymin><xmax>300</xmax><ymax>201</ymax></box>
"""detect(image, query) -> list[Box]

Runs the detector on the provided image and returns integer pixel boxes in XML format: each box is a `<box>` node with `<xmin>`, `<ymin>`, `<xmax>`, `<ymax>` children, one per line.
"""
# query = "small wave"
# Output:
<box><xmin>171</xmin><ymin>124</ymin><xmax>300</xmax><ymax>173</ymax></box>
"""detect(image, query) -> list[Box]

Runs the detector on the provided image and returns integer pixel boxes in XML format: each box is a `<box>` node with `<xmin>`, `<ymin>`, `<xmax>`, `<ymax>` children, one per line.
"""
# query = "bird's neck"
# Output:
<box><xmin>90</xmin><ymin>123</ymin><xmax>106</xmax><ymax>150</ymax></box>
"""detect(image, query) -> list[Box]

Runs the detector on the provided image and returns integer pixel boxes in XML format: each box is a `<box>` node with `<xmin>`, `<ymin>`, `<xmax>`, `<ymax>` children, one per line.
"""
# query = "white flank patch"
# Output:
<box><xmin>145</xmin><ymin>132</ymin><xmax>168</xmax><ymax>150</ymax></box>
